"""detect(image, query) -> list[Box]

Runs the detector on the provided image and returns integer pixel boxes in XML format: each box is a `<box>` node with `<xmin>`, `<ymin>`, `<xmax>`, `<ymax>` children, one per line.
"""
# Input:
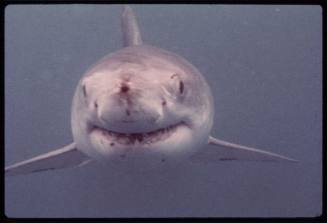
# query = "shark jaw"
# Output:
<box><xmin>90</xmin><ymin>122</ymin><xmax>188</xmax><ymax>146</ymax></box>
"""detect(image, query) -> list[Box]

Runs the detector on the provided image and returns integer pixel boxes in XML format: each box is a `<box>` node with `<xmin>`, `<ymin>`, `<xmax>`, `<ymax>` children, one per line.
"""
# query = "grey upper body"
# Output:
<box><xmin>5</xmin><ymin>6</ymin><xmax>297</xmax><ymax>177</ymax></box>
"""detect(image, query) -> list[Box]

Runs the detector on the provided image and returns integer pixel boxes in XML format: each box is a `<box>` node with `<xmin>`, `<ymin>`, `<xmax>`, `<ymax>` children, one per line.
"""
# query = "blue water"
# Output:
<box><xmin>5</xmin><ymin>5</ymin><xmax>322</xmax><ymax>217</ymax></box>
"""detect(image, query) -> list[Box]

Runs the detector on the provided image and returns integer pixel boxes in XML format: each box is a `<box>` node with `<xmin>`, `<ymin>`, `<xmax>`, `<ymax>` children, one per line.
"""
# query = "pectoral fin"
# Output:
<box><xmin>190</xmin><ymin>136</ymin><xmax>298</xmax><ymax>163</ymax></box>
<box><xmin>5</xmin><ymin>143</ymin><xmax>91</xmax><ymax>177</ymax></box>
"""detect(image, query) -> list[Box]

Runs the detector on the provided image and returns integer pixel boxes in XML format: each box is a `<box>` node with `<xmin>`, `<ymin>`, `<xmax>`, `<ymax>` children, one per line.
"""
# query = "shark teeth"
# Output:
<box><xmin>93</xmin><ymin>123</ymin><xmax>182</xmax><ymax>145</ymax></box>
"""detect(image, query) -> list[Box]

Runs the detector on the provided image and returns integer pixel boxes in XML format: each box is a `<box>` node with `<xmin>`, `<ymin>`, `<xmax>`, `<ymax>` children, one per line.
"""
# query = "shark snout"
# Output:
<box><xmin>97</xmin><ymin>87</ymin><xmax>163</xmax><ymax>128</ymax></box>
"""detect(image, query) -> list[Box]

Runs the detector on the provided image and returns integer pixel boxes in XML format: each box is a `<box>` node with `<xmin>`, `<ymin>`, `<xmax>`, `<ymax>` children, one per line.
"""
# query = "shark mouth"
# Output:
<box><xmin>92</xmin><ymin>122</ymin><xmax>185</xmax><ymax>145</ymax></box>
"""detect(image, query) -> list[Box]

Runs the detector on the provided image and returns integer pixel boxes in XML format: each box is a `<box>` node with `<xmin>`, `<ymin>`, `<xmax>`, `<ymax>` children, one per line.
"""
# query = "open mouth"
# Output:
<box><xmin>91</xmin><ymin>122</ymin><xmax>184</xmax><ymax>145</ymax></box>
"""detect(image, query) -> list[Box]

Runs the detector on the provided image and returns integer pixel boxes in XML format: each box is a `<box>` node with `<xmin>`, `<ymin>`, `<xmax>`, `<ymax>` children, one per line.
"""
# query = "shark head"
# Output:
<box><xmin>71</xmin><ymin>45</ymin><xmax>214</xmax><ymax>170</ymax></box>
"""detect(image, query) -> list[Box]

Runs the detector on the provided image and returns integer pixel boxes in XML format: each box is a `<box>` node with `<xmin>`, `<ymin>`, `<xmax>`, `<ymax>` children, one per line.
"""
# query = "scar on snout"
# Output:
<box><xmin>162</xmin><ymin>100</ymin><xmax>166</xmax><ymax>106</ymax></box>
<box><xmin>94</xmin><ymin>101</ymin><xmax>98</xmax><ymax>108</ymax></box>
<box><xmin>120</xmin><ymin>83</ymin><xmax>129</xmax><ymax>93</ymax></box>
<box><xmin>125</xmin><ymin>109</ymin><xmax>130</xmax><ymax>116</ymax></box>
<box><xmin>110</xmin><ymin>142</ymin><xmax>115</xmax><ymax>146</ymax></box>
<box><xmin>170</xmin><ymin>73</ymin><xmax>178</xmax><ymax>79</ymax></box>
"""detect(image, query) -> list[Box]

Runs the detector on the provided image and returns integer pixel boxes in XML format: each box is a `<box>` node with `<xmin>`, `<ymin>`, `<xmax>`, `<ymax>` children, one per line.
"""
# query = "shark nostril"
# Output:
<box><xmin>125</xmin><ymin>109</ymin><xmax>131</xmax><ymax>116</ymax></box>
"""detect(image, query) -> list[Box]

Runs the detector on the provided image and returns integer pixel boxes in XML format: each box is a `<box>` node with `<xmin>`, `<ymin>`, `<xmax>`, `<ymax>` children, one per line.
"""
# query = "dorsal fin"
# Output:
<box><xmin>121</xmin><ymin>5</ymin><xmax>143</xmax><ymax>47</ymax></box>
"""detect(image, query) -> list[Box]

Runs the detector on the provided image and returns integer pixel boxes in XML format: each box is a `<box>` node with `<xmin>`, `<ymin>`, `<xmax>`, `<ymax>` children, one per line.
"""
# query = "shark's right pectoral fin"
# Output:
<box><xmin>5</xmin><ymin>143</ymin><xmax>91</xmax><ymax>177</ymax></box>
<box><xmin>190</xmin><ymin>136</ymin><xmax>298</xmax><ymax>163</ymax></box>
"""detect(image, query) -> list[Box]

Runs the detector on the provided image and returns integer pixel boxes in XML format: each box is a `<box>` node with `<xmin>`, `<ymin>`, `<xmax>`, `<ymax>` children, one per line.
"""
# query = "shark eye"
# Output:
<box><xmin>82</xmin><ymin>85</ymin><xmax>87</xmax><ymax>97</ymax></box>
<box><xmin>179</xmin><ymin>80</ymin><xmax>184</xmax><ymax>94</ymax></box>
<box><xmin>170</xmin><ymin>73</ymin><xmax>185</xmax><ymax>96</ymax></box>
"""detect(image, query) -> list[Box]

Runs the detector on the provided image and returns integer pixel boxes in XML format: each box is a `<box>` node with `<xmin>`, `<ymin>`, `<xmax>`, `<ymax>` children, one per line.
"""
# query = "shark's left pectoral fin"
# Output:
<box><xmin>5</xmin><ymin>143</ymin><xmax>91</xmax><ymax>177</ymax></box>
<box><xmin>190</xmin><ymin>136</ymin><xmax>298</xmax><ymax>163</ymax></box>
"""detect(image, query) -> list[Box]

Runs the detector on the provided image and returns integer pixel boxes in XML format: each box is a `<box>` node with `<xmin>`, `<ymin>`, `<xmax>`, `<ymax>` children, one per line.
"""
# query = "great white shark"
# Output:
<box><xmin>5</xmin><ymin>6</ymin><xmax>297</xmax><ymax>176</ymax></box>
